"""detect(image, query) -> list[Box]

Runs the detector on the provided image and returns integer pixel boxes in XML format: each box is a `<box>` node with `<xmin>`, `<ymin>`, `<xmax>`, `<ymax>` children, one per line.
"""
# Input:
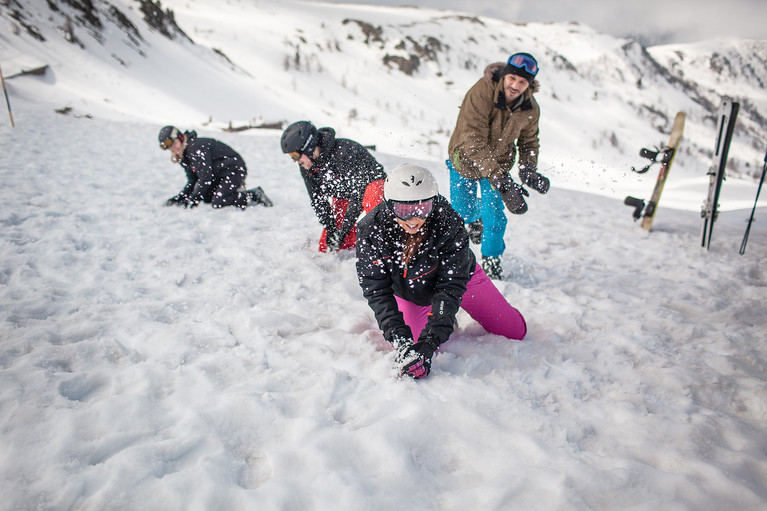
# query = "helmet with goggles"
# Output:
<box><xmin>281</xmin><ymin>121</ymin><xmax>318</xmax><ymax>161</ymax></box>
<box><xmin>384</xmin><ymin>164</ymin><xmax>439</xmax><ymax>221</ymax></box>
<box><xmin>158</xmin><ymin>125</ymin><xmax>184</xmax><ymax>150</ymax></box>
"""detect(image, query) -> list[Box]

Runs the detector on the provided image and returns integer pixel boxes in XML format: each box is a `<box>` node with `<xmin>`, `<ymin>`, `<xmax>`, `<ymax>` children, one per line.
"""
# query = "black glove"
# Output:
<box><xmin>391</xmin><ymin>335</ymin><xmax>414</xmax><ymax>358</ymax></box>
<box><xmin>490</xmin><ymin>172</ymin><xmax>529</xmax><ymax>215</ymax></box>
<box><xmin>247</xmin><ymin>187</ymin><xmax>273</xmax><ymax>207</ymax></box>
<box><xmin>466</xmin><ymin>219</ymin><xmax>483</xmax><ymax>245</ymax></box>
<box><xmin>400</xmin><ymin>338</ymin><xmax>439</xmax><ymax>379</ymax></box>
<box><xmin>325</xmin><ymin>228</ymin><xmax>346</xmax><ymax>252</ymax></box>
<box><xmin>166</xmin><ymin>193</ymin><xmax>193</xmax><ymax>207</ymax></box>
<box><xmin>518</xmin><ymin>165</ymin><xmax>550</xmax><ymax>194</ymax></box>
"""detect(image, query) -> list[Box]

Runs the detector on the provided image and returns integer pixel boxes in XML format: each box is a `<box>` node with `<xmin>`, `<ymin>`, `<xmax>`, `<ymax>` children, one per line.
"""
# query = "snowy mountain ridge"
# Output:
<box><xmin>2</xmin><ymin>0</ymin><xmax>766</xmax><ymax>182</ymax></box>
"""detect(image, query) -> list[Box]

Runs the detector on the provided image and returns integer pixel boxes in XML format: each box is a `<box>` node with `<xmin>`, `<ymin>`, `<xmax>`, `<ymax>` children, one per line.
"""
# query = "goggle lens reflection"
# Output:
<box><xmin>508</xmin><ymin>53</ymin><xmax>538</xmax><ymax>75</ymax></box>
<box><xmin>389</xmin><ymin>199</ymin><xmax>434</xmax><ymax>221</ymax></box>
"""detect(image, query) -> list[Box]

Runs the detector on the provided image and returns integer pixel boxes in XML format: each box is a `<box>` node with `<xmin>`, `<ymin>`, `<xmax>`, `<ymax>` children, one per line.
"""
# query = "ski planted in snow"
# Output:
<box><xmin>701</xmin><ymin>99</ymin><xmax>739</xmax><ymax>250</ymax></box>
<box><xmin>624</xmin><ymin>111</ymin><xmax>685</xmax><ymax>231</ymax></box>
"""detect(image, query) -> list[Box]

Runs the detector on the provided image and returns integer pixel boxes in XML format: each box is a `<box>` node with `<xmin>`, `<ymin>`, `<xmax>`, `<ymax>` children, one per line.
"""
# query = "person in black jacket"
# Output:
<box><xmin>158</xmin><ymin>126</ymin><xmax>272</xmax><ymax>209</ymax></box>
<box><xmin>281</xmin><ymin>121</ymin><xmax>386</xmax><ymax>252</ymax></box>
<box><xmin>356</xmin><ymin>164</ymin><xmax>527</xmax><ymax>379</ymax></box>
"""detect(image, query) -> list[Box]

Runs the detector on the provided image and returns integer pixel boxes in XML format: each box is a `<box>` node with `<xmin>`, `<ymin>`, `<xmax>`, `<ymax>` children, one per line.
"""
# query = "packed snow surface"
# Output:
<box><xmin>1</xmin><ymin>100</ymin><xmax>766</xmax><ymax>510</ymax></box>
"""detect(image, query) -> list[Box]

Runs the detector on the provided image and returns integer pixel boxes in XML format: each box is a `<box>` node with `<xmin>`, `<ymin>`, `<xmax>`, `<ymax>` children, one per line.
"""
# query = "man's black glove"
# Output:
<box><xmin>489</xmin><ymin>172</ymin><xmax>529</xmax><ymax>215</ymax></box>
<box><xmin>325</xmin><ymin>228</ymin><xmax>347</xmax><ymax>252</ymax></box>
<box><xmin>518</xmin><ymin>165</ymin><xmax>550</xmax><ymax>194</ymax></box>
<box><xmin>400</xmin><ymin>338</ymin><xmax>439</xmax><ymax>379</ymax></box>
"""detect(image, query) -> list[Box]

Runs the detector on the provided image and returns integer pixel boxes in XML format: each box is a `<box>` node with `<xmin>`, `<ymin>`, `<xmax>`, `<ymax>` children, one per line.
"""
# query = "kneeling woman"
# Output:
<box><xmin>356</xmin><ymin>164</ymin><xmax>527</xmax><ymax>379</ymax></box>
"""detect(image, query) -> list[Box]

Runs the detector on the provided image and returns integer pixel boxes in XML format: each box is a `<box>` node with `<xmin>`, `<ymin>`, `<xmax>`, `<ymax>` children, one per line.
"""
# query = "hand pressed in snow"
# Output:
<box><xmin>399</xmin><ymin>338</ymin><xmax>439</xmax><ymax>379</ymax></box>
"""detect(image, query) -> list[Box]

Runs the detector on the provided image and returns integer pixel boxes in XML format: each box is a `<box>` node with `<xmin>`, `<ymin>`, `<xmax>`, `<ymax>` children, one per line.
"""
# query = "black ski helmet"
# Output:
<box><xmin>281</xmin><ymin>121</ymin><xmax>318</xmax><ymax>156</ymax></box>
<box><xmin>158</xmin><ymin>125</ymin><xmax>184</xmax><ymax>149</ymax></box>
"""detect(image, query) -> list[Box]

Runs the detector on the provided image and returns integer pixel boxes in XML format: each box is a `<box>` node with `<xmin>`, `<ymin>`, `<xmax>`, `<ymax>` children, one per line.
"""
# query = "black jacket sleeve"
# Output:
<box><xmin>300</xmin><ymin>167</ymin><xmax>335</xmax><ymax>230</ymax></box>
<box><xmin>187</xmin><ymin>142</ymin><xmax>218</xmax><ymax>202</ymax></box>
<box><xmin>419</xmin><ymin>219</ymin><xmax>473</xmax><ymax>345</ymax></box>
<box><xmin>180</xmin><ymin>165</ymin><xmax>197</xmax><ymax>196</ymax></box>
<box><xmin>335</xmin><ymin>141</ymin><xmax>384</xmax><ymax>238</ymax></box>
<box><xmin>356</xmin><ymin>214</ymin><xmax>414</xmax><ymax>343</ymax></box>
<box><xmin>337</xmin><ymin>186</ymin><xmax>365</xmax><ymax>238</ymax></box>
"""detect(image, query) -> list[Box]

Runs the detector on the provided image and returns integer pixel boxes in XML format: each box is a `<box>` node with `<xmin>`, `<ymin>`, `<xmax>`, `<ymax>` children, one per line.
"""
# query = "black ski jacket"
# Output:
<box><xmin>299</xmin><ymin>128</ymin><xmax>385</xmax><ymax>238</ymax></box>
<box><xmin>356</xmin><ymin>196</ymin><xmax>476</xmax><ymax>346</ymax></box>
<box><xmin>179</xmin><ymin>131</ymin><xmax>247</xmax><ymax>202</ymax></box>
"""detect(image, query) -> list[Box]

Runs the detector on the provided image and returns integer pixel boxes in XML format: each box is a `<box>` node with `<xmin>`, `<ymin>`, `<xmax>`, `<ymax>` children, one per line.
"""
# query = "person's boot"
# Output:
<box><xmin>481</xmin><ymin>255</ymin><xmax>504</xmax><ymax>280</ymax></box>
<box><xmin>466</xmin><ymin>219</ymin><xmax>483</xmax><ymax>245</ymax></box>
<box><xmin>247</xmin><ymin>187</ymin><xmax>273</xmax><ymax>207</ymax></box>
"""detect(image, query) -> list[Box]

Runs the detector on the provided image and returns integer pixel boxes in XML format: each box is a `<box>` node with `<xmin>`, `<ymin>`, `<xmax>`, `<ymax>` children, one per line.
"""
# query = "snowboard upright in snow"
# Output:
<box><xmin>701</xmin><ymin>99</ymin><xmax>739</xmax><ymax>250</ymax></box>
<box><xmin>624</xmin><ymin>111</ymin><xmax>685</xmax><ymax>232</ymax></box>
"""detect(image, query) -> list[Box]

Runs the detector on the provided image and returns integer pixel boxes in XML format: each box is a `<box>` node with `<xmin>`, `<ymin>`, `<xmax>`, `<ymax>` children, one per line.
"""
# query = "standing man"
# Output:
<box><xmin>447</xmin><ymin>52</ymin><xmax>550</xmax><ymax>279</ymax></box>
<box><xmin>281</xmin><ymin>121</ymin><xmax>386</xmax><ymax>252</ymax></box>
<box><xmin>159</xmin><ymin>125</ymin><xmax>272</xmax><ymax>209</ymax></box>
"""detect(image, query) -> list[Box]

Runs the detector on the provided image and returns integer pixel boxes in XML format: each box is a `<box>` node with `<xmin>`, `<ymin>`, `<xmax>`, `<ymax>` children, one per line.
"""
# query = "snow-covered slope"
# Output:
<box><xmin>1</xmin><ymin>90</ymin><xmax>766</xmax><ymax>511</ymax></box>
<box><xmin>1</xmin><ymin>2</ymin><xmax>767</xmax><ymax>509</ymax></box>
<box><xmin>1</xmin><ymin>0</ymin><xmax>765</xmax><ymax>209</ymax></box>
<box><xmin>0</xmin><ymin>0</ymin><xmax>294</xmax><ymax>123</ymax></box>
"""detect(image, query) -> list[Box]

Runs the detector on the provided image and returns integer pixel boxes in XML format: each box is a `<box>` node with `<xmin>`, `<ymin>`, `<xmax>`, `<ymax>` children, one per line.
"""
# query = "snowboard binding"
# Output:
<box><xmin>631</xmin><ymin>146</ymin><xmax>675</xmax><ymax>174</ymax></box>
<box><xmin>624</xmin><ymin>196</ymin><xmax>645</xmax><ymax>220</ymax></box>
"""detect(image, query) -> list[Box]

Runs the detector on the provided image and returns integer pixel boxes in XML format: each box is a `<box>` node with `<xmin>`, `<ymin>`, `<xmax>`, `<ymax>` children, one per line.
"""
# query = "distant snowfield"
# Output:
<box><xmin>1</xmin><ymin>96</ymin><xmax>766</xmax><ymax>510</ymax></box>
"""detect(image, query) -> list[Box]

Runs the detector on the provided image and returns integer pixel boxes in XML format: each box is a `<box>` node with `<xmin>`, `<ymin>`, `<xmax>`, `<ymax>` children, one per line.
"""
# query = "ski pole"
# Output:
<box><xmin>739</xmin><ymin>149</ymin><xmax>767</xmax><ymax>255</ymax></box>
<box><xmin>0</xmin><ymin>62</ymin><xmax>15</xmax><ymax>128</ymax></box>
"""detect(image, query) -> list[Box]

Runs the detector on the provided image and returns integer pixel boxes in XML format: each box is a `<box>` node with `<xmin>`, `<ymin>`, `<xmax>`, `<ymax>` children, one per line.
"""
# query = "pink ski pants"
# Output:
<box><xmin>395</xmin><ymin>264</ymin><xmax>527</xmax><ymax>342</ymax></box>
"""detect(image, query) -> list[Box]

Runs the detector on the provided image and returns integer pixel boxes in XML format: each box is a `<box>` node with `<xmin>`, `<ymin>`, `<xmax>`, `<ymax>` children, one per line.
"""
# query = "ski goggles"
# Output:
<box><xmin>507</xmin><ymin>53</ymin><xmax>538</xmax><ymax>76</ymax></box>
<box><xmin>160</xmin><ymin>138</ymin><xmax>174</xmax><ymax>150</ymax></box>
<box><xmin>288</xmin><ymin>151</ymin><xmax>302</xmax><ymax>161</ymax></box>
<box><xmin>388</xmin><ymin>198</ymin><xmax>434</xmax><ymax>221</ymax></box>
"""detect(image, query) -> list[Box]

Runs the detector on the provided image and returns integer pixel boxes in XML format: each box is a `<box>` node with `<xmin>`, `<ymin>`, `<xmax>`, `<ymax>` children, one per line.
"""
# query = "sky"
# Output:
<box><xmin>317</xmin><ymin>0</ymin><xmax>767</xmax><ymax>45</ymax></box>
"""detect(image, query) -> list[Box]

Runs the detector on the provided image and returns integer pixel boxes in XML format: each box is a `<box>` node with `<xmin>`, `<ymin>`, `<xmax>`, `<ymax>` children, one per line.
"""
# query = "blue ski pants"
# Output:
<box><xmin>447</xmin><ymin>159</ymin><xmax>507</xmax><ymax>258</ymax></box>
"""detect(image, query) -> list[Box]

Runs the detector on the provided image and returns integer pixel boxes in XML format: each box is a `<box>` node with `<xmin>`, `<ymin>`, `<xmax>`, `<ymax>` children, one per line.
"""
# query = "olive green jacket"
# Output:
<box><xmin>448</xmin><ymin>63</ymin><xmax>540</xmax><ymax>181</ymax></box>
